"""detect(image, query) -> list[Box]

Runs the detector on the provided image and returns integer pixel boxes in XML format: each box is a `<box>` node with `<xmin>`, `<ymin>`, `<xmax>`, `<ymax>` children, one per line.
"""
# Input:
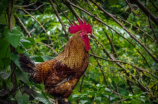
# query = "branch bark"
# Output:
<box><xmin>64</xmin><ymin>0</ymin><xmax>82</xmax><ymax>21</ymax></box>
<box><xmin>49</xmin><ymin>0</ymin><xmax>69</xmax><ymax>40</ymax></box>
<box><xmin>148</xmin><ymin>16</ymin><xmax>158</xmax><ymax>43</ymax></box>
<box><xmin>104</xmin><ymin>31</ymin><xmax>118</xmax><ymax>58</ymax></box>
<box><xmin>132</xmin><ymin>0</ymin><xmax>158</xmax><ymax>26</ymax></box>
<box><xmin>125</xmin><ymin>0</ymin><xmax>137</xmax><ymax>16</ymax></box>
<box><xmin>15</xmin><ymin>16</ymin><xmax>31</xmax><ymax>37</ymax></box>
<box><xmin>7</xmin><ymin>0</ymin><xmax>17</xmax><ymax>96</ymax></box>
<box><xmin>90</xmin><ymin>0</ymin><xmax>158</xmax><ymax>63</ymax></box>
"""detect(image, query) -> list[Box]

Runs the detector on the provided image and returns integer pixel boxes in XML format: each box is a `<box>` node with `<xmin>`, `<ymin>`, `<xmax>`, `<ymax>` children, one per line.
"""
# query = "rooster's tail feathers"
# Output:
<box><xmin>18</xmin><ymin>54</ymin><xmax>35</xmax><ymax>73</ymax></box>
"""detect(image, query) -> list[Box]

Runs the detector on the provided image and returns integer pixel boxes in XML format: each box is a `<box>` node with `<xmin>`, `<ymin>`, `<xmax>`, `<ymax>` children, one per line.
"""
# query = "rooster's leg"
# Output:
<box><xmin>55</xmin><ymin>97</ymin><xmax>59</xmax><ymax>104</ymax></box>
<box><xmin>64</xmin><ymin>98</ymin><xmax>68</xmax><ymax>102</ymax></box>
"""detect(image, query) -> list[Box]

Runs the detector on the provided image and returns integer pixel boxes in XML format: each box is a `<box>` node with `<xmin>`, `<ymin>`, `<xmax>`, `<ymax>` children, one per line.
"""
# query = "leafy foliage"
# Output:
<box><xmin>0</xmin><ymin>0</ymin><xmax>158</xmax><ymax>104</ymax></box>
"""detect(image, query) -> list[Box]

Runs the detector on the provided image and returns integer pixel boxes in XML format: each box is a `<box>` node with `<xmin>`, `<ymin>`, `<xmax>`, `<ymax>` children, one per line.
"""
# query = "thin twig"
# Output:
<box><xmin>53</xmin><ymin>0</ymin><xmax>73</xmax><ymax>25</ymax></box>
<box><xmin>90</xmin><ymin>53</ymin><xmax>158</xmax><ymax>80</ymax></box>
<box><xmin>14</xmin><ymin>0</ymin><xmax>37</xmax><ymax>8</ymax></box>
<box><xmin>29</xmin><ymin>28</ymin><xmax>36</xmax><ymax>34</ymax></box>
<box><xmin>104</xmin><ymin>30</ymin><xmax>118</xmax><ymax>58</ymax></box>
<box><xmin>40</xmin><ymin>42</ymin><xmax>58</xmax><ymax>55</ymax></box>
<box><xmin>59</xmin><ymin>10</ymin><xmax>69</xmax><ymax>15</ymax></box>
<box><xmin>125</xmin><ymin>0</ymin><xmax>137</xmax><ymax>16</ymax></box>
<box><xmin>94</xmin><ymin>38</ymin><xmax>152</xmax><ymax>93</ymax></box>
<box><xmin>89</xmin><ymin>63</ymin><xmax>123</xmax><ymax>97</ymax></box>
<box><xmin>64</xmin><ymin>0</ymin><xmax>82</xmax><ymax>21</ymax></box>
<box><xmin>20</xmin><ymin>9</ymin><xmax>53</xmax><ymax>44</ymax></box>
<box><xmin>15</xmin><ymin>16</ymin><xmax>31</xmax><ymax>37</ymax></box>
<box><xmin>149</xmin><ymin>1</ymin><xmax>158</xmax><ymax>12</ymax></box>
<box><xmin>132</xmin><ymin>0</ymin><xmax>158</xmax><ymax>26</ymax></box>
<box><xmin>127</xmin><ymin>79</ymin><xmax>134</xmax><ymax>94</ymax></box>
<box><xmin>91</xmin><ymin>49</ymin><xmax>121</xmax><ymax>103</ymax></box>
<box><xmin>148</xmin><ymin>15</ymin><xmax>158</xmax><ymax>43</ymax></box>
<box><xmin>134</xmin><ymin>68</ymin><xmax>154</xmax><ymax>98</ymax></box>
<box><xmin>25</xmin><ymin>3</ymin><xmax>45</xmax><ymax>11</ymax></box>
<box><xmin>49</xmin><ymin>0</ymin><xmax>69</xmax><ymax>40</ymax></box>
<box><xmin>112</xmin><ymin>14</ymin><xmax>156</xmax><ymax>43</ymax></box>
<box><xmin>90</xmin><ymin>0</ymin><xmax>158</xmax><ymax>63</ymax></box>
<box><xmin>77</xmin><ymin>73</ymin><xmax>85</xmax><ymax>104</ymax></box>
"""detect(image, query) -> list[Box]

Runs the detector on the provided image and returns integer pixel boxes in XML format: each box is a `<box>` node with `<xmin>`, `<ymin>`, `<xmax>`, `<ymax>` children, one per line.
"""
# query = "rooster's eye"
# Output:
<box><xmin>79</xmin><ymin>31</ymin><xmax>87</xmax><ymax>38</ymax></box>
<box><xmin>82</xmin><ymin>35</ymin><xmax>86</xmax><ymax>38</ymax></box>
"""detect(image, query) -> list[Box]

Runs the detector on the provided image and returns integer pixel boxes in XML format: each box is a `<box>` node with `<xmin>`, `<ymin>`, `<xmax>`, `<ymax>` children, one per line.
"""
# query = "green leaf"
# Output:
<box><xmin>0</xmin><ymin>0</ymin><xmax>8</xmax><ymax>15</ymax></box>
<box><xmin>15</xmin><ymin>92</ymin><xmax>29</xmax><ymax>104</ymax></box>
<box><xmin>16</xmin><ymin>45</ymin><xmax>24</xmax><ymax>53</ymax></box>
<box><xmin>41</xmin><ymin>56</ymin><xmax>54</xmax><ymax>61</ymax></box>
<box><xmin>6</xmin><ymin>81</ymin><xmax>13</xmax><ymax>91</ymax></box>
<box><xmin>34</xmin><ymin>91</ymin><xmax>52</xmax><ymax>104</ymax></box>
<box><xmin>30</xmin><ymin>56</ymin><xmax>44</xmax><ymax>62</ymax></box>
<box><xmin>108</xmin><ymin>0</ymin><xmax>119</xmax><ymax>5</ymax></box>
<box><xmin>20</xmin><ymin>38</ymin><xmax>35</xmax><ymax>49</ymax></box>
<box><xmin>0</xmin><ymin>23</ymin><xmax>7</xmax><ymax>34</ymax></box>
<box><xmin>80</xmin><ymin>100</ymin><xmax>88</xmax><ymax>104</ymax></box>
<box><xmin>15</xmin><ymin>68</ymin><xmax>29</xmax><ymax>83</ymax></box>
<box><xmin>2</xmin><ymin>57</ymin><xmax>11</xmax><ymax>68</ymax></box>
<box><xmin>0</xmin><ymin>38</ymin><xmax>10</xmax><ymax>68</ymax></box>
<box><xmin>11</xmin><ymin>52</ymin><xmax>20</xmax><ymax>68</ymax></box>
<box><xmin>0</xmin><ymin>14</ymin><xmax>8</xmax><ymax>25</ymax></box>
<box><xmin>151</xmin><ymin>63</ymin><xmax>158</xmax><ymax>71</ymax></box>
<box><xmin>105</xmin><ymin>88</ymin><xmax>111</xmax><ymax>92</ymax></box>
<box><xmin>0</xmin><ymin>69</ymin><xmax>10</xmax><ymax>80</ymax></box>
<box><xmin>95</xmin><ymin>97</ymin><xmax>102</xmax><ymax>101</ymax></box>
<box><xmin>4</xmin><ymin>28</ymin><xmax>21</xmax><ymax>48</ymax></box>
<box><xmin>71</xmin><ymin>94</ymin><xmax>79</xmax><ymax>98</ymax></box>
<box><xmin>20</xmin><ymin>39</ymin><xmax>31</xmax><ymax>43</ymax></box>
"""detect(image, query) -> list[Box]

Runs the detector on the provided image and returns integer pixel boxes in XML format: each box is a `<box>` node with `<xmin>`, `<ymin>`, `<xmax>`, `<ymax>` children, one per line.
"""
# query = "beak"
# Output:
<box><xmin>87</xmin><ymin>33</ymin><xmax>91</xmax><ymax>36</ymax></box>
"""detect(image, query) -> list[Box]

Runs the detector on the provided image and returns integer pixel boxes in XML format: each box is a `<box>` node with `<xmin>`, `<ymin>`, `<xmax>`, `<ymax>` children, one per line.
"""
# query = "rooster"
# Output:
<box><xmin>18</xmin><ymin>19</ymin><xmax>92</xmax><ymax>104</ymax></box>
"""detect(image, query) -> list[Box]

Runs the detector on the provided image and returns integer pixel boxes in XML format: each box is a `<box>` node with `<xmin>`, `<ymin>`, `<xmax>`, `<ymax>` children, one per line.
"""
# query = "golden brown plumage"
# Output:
<box><xmin>19</xmin><ymin>19</ymin><xmax>92</xmax><ymax>104</ymax></box>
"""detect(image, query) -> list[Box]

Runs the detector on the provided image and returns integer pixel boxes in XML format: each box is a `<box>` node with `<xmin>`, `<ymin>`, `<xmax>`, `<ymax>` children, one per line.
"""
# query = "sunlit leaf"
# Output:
<box><xmin>80</xmin><ymin>100</ymin><xmax>88</xmax><ymax>104</ymax></box>
<box><xmin>4</xmin><ymin>28</ymin><xmax>21</xmax><ymax>48</ymax></box>
<box><xmin>0</xmin><ymin>69</ymin><xmax>10</xmax><ymax>80</ymax></box>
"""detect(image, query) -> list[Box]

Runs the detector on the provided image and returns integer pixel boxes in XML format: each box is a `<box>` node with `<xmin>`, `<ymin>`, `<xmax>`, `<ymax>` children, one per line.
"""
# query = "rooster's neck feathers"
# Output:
<box><xmin>55</xmin><ymin>32</ymin><xmax>88</xmax><ymax>70</ymax></box>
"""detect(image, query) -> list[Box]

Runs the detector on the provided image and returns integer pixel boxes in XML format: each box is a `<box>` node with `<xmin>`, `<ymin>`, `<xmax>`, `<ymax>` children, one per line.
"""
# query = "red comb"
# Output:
<box><xmin>69</xmin><ymin>19</ymin><xmax>92</xmax><ymax>34</ymax></box>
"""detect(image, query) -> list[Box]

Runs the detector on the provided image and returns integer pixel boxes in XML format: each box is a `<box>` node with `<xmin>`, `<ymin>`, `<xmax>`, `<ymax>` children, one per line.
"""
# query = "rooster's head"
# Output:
<box><xmin>68</xmin><ymin>19</ymin><xmax>92</xmax><ymax>51</ymax></box>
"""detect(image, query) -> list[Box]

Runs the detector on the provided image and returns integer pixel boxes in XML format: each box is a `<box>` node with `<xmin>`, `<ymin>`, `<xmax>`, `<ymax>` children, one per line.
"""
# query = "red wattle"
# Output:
<box><xmin>81</xmin><ymin>35</ymin><xmax>90</xmax><ymax>51</ymax></box>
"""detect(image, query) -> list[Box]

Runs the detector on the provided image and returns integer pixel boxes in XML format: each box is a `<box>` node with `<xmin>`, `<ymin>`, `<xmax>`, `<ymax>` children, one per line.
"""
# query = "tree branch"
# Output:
<box><xmin>49</xmin><ymin>0</ymin><xmax>69</xmax><ymax>40</ymax></box>
<box><xmin>64</xmin><ymin>0</ymin><xmax>82</xmax><ymax>21</ymax></box>
<box><xmin>53</xmin><ymin>1</ymin><xmax>73</xmax><ymax>25</ymax></box>
<box><xmin>112</xmin><ymin>14</ymin><xmax>155</xmax><ymax>43</ymax></box>
<box><xmin>40</xmin><ymin>42</ymin><xmax>58</xmax><ymax>55</ymax></box>
<box><xmin>132</xmin><ymin>0</ymin><xmax>158</xmax><ymax>26</ymax></box>
<box><xmin>90</xmin><ymin>0</ymin><xmax>158</xmax><ymax>63</ymax></box>
<box><xmin>125</xmin><ymin>0</ymin><xmax>137</xmax><ymax>16</ymax></box>
<box><xmin>20</xmin><ymin>9</ymin><xmax>53</xmax><ymax>44</ymax></box>
<box><xmin>90</xmin><ymin>53</ymin><xmax>158</xmax><ymax>80</ymax></box>
<box><xmin>15</xmin><ymin>16</ymin><xmax>31</xmax><ymax>37</ymax></box>
<box><xmin>14</xmin><ymin>0</ymin><xmax>37</xmax><ymax>8</ymax></box>
<box><xmin>7</xmin><ymin>0</ymin><xmax>16</xmax><ymax>96</ymax></box>
<box><xmin>148</xmin><ymin>16</ymin><xmax>158</xmax><ymax>43</ymax></box>
<box><xmin>25</xmin><ymin>3</ymin><xmax>45</xmax><ymax>11</ymax></box>
<box><xmin>104</xmin><ymin>30</ymin><xmax>118</xmax><ymax>58</ymax></box>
